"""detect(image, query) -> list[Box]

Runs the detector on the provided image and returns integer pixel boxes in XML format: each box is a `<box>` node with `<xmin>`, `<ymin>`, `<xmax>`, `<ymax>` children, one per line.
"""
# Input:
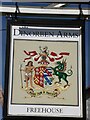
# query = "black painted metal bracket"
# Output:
<box><xmin>15</xmin><ymin>2</ymin><xmax>20</xmax><ymax>20</ymax></box>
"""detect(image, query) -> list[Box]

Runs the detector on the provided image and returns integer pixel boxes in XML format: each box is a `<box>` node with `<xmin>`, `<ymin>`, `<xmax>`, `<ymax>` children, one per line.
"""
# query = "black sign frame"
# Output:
<box><xmin>3</xmin><ymin>18</ymin><xmax>86</xmax><ymax>120</ymax></box>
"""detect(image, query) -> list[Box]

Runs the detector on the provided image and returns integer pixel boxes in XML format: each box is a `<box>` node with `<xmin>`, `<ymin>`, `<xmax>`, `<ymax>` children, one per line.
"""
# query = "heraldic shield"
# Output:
<box><xmin>34</xmin><ymin>66</ymin><xmax>53</xmax><ymax>88</ymax></box>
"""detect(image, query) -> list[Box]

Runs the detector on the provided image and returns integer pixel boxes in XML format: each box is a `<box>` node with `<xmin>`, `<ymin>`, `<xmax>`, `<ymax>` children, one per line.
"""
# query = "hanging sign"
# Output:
<box><xmin>3</xmin><ymin>19</ymin><xmax>86</xmax><ymax>120</ymax></box>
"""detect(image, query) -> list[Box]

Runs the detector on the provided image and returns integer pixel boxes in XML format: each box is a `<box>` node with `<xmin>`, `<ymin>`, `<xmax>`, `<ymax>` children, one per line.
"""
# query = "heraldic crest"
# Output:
<box><xmin>20</xmin><ymin>46</ymin><xmax>73</xmax><ymax>98</ymax></box>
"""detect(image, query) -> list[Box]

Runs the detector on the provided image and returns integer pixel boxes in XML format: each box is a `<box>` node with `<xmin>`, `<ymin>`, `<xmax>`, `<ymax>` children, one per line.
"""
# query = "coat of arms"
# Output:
<box><xmin>20</xmin><ymin>46</ymin><xmax>73</xmax><ymax>98</ymax></box>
